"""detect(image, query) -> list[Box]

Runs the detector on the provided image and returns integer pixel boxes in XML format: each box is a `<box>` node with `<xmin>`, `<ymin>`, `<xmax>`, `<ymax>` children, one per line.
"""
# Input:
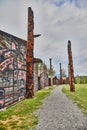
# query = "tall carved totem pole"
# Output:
<box><xmin>26</xmin><ymin>7</ymin><xmax>34</xmax><ymax>98</ymax></box>
<box><xmin>60</xmin><ymin>63</ymin><xmax>63</xmax><ymax>84</ymax></box>
<box><xmin>49</xmin><ymin>58</ymin><xmax>53</xmax><ymax>86</ymax></box>
<box><xmin>68</xmin><ymin>40</ymin><xmax>75</xmax><ymax>92</ymax></box>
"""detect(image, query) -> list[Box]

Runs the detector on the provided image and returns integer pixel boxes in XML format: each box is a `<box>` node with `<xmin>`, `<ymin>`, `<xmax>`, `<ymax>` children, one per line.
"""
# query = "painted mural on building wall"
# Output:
<box><xmin>34</xmin><ymin>64</ymin><xmax>38</xmax><ymax>91</ymax></box>
<box><xmin>0</xmin><ymin>30</ymin><xmax>26</xmax><ymax>108</ymax></box>
<box><xmin>40</xmin><ymin>72</ymin><xmax>49</xmax><ymax>89</ymax></box>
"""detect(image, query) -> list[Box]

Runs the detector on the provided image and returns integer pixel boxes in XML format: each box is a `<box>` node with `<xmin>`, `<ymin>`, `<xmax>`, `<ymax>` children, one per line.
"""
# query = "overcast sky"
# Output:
<box><xmin>0</xmin><ymin>0</ymin><xmax>87</xmax><ymax>76</ymax></box>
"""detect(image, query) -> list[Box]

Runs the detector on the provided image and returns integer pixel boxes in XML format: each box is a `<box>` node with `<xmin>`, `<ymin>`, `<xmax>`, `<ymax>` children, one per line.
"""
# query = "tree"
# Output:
<box><xmin>47</xmin><ymin>67</ymin><xmax>56</xmax><ymax>76</ymax></box>
<box><xmin>62</xmin><ymin>69</ymin><xmax>66</xmax><ymax>77</ymax></box>
<box><xmin>75</xmin><ymin>75</ymin><xmax>80</xmax><ymax>84</ymax></box>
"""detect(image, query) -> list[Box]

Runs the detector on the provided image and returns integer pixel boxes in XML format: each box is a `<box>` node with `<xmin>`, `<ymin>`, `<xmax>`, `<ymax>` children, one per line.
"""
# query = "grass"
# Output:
<box><xmin>62</xmin><ymin>84</ymin><xmax>87</xmax><ymax>116</ymax></box>
<box><xmin>0</xmin><ymin>86</ymin><xmax>54</xmax><ymax>130</ymax></box>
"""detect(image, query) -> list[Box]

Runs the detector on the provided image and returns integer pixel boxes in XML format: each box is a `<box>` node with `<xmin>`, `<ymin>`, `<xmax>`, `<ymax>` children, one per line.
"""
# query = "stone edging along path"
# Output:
<box><xmin>35</xmin><ymin>86</ymin><xmax>87</xmax><ymax>130</ymax></box>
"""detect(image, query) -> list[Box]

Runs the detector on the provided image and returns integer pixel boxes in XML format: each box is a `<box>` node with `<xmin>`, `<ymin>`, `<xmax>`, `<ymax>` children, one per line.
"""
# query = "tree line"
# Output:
<box><xmin>74</xmin><ymin>76</ymin><xmax>87</xmax><ymax>84</ymax></box>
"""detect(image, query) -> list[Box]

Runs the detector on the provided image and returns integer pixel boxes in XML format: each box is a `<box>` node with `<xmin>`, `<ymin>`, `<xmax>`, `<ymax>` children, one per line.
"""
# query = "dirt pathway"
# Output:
<box><xmin>36</xmin><ymin>86</ymin><xmax>87</xmax><ymax>130</ymax></box>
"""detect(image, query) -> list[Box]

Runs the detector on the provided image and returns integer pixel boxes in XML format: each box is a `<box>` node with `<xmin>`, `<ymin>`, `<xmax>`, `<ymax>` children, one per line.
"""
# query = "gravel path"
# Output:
<box><xmin>35</xmin><ymin>86</ymin><xmax>87</xmax><ymax>130</ymax></box>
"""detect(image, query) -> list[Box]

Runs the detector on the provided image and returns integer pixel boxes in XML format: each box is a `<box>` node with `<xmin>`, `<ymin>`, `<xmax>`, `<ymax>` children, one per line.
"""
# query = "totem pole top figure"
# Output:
<box><xmin>28</xmin><ymin>7</ymin><xmax>33</xmax><ymax>15</ymax></box>
<box><xmin>28</xmin><ymin>7</ymin><xmax>34</xmax><ymax>30</ymax></box>
<box><xmin>68</xmin><ymin>40</ymin><xmax>71</xmax><ymax>51</ymax></box>
<box><xmin>28</xmin><ymin>7</ymin><xmax>41</xmax><ymax>38</ymax></box>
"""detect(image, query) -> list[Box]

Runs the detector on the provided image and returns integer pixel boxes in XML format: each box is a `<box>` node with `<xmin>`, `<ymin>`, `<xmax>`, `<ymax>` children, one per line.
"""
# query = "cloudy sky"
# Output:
<box><xmin>0</xmin><ymin>0</ymin><xmax>87</xmax><ymax>76</ymax></box>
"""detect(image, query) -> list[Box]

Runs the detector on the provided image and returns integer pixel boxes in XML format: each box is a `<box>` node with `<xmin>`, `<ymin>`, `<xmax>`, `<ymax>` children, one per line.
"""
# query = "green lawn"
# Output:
<box><xmin>62</xmin><ymin>84</ymin><xmax>87</xmax><ymax>116</ymax></box>
<box><xmin>0</xmin><ymin>86</ymin><xmax>54</xmax><ymax>130</ymax></box>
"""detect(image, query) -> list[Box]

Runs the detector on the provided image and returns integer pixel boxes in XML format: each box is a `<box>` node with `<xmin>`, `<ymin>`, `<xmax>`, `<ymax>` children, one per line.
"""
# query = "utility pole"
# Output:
<box><xmin>67</xmin><ymin>40</ymin><xmax>75</xmax><ymax>92</ymax></box>
<box><xmin>49</xmin><ymin>58</ymin><xmax>53</xmax><ymax>86</ymax></box>
<box><xmin>60</xmin><ymin>63</ymin><xmax>62</xmax><ymax>84</ymax></box>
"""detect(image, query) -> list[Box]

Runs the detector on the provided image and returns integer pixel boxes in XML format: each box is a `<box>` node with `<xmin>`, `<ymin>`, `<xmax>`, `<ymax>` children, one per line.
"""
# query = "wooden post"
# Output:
<box><xmin>26</xmin><ymin>7</ymin><xmax>34</xmax><ymax>98</ymax></box>
<box><xmin>68</xmin><ymin>40</ymin><xmax>75</xmax><ymax>92</ymax></box>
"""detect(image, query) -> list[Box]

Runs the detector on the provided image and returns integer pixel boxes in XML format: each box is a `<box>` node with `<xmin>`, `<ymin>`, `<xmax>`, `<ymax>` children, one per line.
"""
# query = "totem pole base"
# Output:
<box><xmin>25</xmin><ymin>89</ymin><xmax>34</xmax><ymax>98</ymax></box>
<box><xmin>25</xmin><ymin>84</ymin><xmax>34</xmax><ymax>98</ymax></box>
<box><xmin>70</xmin><ymin>88</ymin><xmax>75</xmax><ymax>92</ymax></box>
<box><xmin>70</xmin><ymin>86</ymin><xmax>75</xmax><ymax>92</ymax></box>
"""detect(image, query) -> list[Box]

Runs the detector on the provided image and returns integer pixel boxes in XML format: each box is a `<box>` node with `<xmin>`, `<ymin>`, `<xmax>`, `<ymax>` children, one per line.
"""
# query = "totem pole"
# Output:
<box><xmin>26</xmin><ymin>7</ymin><xmax>34</xmax><ymax>98</ymax></box>
<box><xmin>60</xmin><ymin>63</ymin><xmax>63</xmax><ymax>84</ymax></box>
<box><xmin>49</xmin><ymin>58</ymin><xmax>53</xmax><ymax>86</ymax></box>
<box><xmin>68</xmin><ymin>40</ymin><xmax>75</xmax><ymax>92</ymax></box>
